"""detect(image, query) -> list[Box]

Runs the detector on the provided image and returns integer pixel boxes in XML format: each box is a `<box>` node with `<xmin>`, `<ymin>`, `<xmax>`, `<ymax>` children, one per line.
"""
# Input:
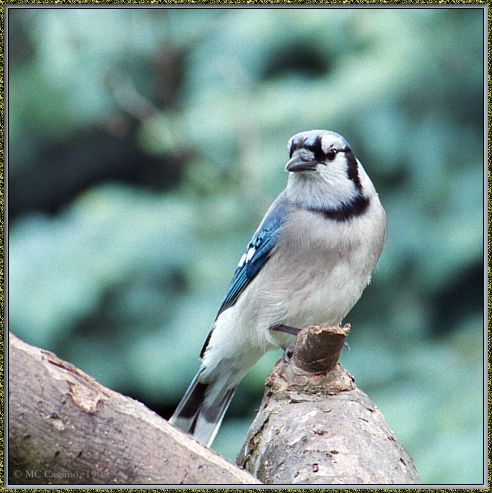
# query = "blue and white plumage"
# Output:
<box><xmin>169</xmin><ymin>130</ymin><xmax>387</xmax><ymax>446</ymax></box>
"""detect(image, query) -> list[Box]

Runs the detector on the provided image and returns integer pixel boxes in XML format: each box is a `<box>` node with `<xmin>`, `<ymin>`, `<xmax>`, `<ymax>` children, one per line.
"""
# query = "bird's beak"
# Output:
<box><xmin>285</xmin><ymin>149</ymin><xmax>318</xmax><ymax>173</ymax></box>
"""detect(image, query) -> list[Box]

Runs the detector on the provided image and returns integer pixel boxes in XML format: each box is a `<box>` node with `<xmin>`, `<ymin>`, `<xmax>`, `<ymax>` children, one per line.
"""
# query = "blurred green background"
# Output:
<box><xmin>8</xmin><ymin>7</ymin><xmax>484</xmax><ymax>485</ymax></box>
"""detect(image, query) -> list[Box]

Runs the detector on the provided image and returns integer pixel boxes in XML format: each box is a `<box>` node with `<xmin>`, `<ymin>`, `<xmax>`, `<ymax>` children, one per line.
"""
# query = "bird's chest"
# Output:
<box><xmin>274</xmin><ymin>212</ymin><xmax>379</xmax><ymax>326</ymax></box>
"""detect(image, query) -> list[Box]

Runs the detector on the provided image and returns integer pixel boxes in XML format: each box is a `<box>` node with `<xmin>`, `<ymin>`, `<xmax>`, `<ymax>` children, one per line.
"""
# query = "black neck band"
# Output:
<box><xmin>304</xmin><ymin>194</ymin><xmax>370</xmax><ymax>222</ymax></box>
<box><xmin>345</xmin><ymin>150</ymin><xmax>362</xmax><ymax>190</ymax></box>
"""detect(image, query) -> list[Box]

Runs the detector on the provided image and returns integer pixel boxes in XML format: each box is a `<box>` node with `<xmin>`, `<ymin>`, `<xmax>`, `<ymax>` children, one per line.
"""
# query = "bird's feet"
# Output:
<box><xmin>270</xmin><ymin>325</ymin><xmax>300</xmax><ymax>362</ymax></box>
<box><xmin>270</xmin><ymin>324</ymin><xmax>300</xmax><ymax>336</ymax></box>
<box><xmin>282</xmin><ymin>346</ymin><xmax>295</xmax><ymax>362</ymax></box>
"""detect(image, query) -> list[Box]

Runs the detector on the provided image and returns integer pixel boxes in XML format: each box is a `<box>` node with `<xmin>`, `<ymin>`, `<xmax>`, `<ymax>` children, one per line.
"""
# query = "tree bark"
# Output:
<box><xmin>8</xmin><ymin>333</ymin><xmax>259</xmax><ymax>485</ymax></box>
<box><xmin>9</xmin><ymin>325</ymin><xmax>420</xmax><ymax>486</ymax></box>
<box><xmin>237</xmin><ymin>324</ymin><xmax>420</xmax><ymax>485</ymax></box>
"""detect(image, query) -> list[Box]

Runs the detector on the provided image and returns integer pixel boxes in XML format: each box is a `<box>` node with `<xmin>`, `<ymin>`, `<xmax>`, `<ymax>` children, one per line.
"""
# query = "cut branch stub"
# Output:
<box><xmin>291</xmin><ymin>323</ymin><xmax>350</xmax><ymax>373</ymax></box>
<box><xmin>238</xmin><ymin>323</ymin><xmax>420</xmax><ymax>485</ymax></box>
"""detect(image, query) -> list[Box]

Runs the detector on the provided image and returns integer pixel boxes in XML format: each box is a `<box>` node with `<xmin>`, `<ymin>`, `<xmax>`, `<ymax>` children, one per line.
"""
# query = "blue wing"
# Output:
<box><xmin>200</xmin><ymin>197</ymin><xmax>288</xmax><ymax>357</ymax></box>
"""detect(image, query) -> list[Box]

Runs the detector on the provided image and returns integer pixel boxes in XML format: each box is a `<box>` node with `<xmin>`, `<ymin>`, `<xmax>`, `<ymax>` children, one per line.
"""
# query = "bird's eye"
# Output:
<box><xmin>325</xmin><ymin>149</ymin><xmax>337</xmax><ymax>161</ymax></box>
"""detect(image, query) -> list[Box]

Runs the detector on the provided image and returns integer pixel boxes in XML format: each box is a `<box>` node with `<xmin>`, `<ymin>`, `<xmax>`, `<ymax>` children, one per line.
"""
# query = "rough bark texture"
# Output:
<box><xmin>237</xmin><ymin>324</ymin><xmax>420</xmax><ymax>485</ymax></box>
<box><xmin>8</xmin><ymin>333</ymin><xmax>259</xmax><ymax>485</ymax></box>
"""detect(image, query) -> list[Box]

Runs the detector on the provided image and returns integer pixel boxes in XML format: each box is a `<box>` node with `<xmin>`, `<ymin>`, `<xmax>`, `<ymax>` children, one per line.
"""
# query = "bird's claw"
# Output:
<box><xmin>283</xmin><ymin>346</ymin><xmax>295</xmax><ymax>361</ymax></box>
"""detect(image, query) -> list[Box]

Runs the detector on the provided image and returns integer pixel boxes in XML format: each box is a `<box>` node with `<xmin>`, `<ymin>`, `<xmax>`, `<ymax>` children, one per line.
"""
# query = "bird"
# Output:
<box><xmin>169</xmin><ymin>129</ymin><xmax>387</xmax><ymax>446</ymax></box>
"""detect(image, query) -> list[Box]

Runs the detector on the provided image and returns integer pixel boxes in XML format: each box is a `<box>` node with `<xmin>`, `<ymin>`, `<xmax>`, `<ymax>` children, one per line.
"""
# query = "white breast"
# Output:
<box><xmin>234</xmin><ymin>194</ymin><xmax>387</xmax><ymax>351</ymax></box>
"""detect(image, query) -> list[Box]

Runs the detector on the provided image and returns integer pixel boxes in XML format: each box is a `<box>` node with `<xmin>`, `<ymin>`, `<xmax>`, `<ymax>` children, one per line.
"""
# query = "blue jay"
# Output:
<box><xmin>169</xmin><ymin>130</ymin><xmax>387</xmax><ymax>446</ymax></box>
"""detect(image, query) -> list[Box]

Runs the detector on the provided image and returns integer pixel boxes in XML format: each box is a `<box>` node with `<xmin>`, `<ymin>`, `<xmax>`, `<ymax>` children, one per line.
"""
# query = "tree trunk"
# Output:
<box><xmin>237</xmin><ymin>324</ymin><xmax>420</xmax><ymax>485</ymax></box>
<box><xmin>8</xmin><ymin>333</ymin><xmax>259</xmax><ymax>485</ymax></box>
<box><xmin>9</xmin><ymin>325</ymin><xmax>420</xmax><ymax>486</ymax></box>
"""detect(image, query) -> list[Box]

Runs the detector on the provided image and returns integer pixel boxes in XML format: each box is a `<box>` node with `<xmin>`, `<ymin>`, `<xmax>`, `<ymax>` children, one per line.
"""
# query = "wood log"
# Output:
<box><xmin>237</xmin><ymin>324</ymin><xmax>420</xmax><ymax>485</ymax></box>
<box><xmin>8</xmin><ymin>333</ymin><xmax>259</xmax><ymax>485</ymax></box>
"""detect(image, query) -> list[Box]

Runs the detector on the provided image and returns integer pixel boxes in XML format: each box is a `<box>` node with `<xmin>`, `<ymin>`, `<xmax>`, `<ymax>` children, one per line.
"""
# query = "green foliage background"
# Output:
<box><xmin>8</xmin><ymin>7</ymin><xmax>484</xmax><ymax>484</ymax></box>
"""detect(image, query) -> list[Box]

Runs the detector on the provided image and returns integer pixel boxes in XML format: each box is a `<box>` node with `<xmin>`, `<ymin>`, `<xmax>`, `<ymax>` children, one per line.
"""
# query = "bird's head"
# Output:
<box><xmin>285</xmin><ymin>130</ymin><xmax>370</xmax><ymax>209</ymax></box>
